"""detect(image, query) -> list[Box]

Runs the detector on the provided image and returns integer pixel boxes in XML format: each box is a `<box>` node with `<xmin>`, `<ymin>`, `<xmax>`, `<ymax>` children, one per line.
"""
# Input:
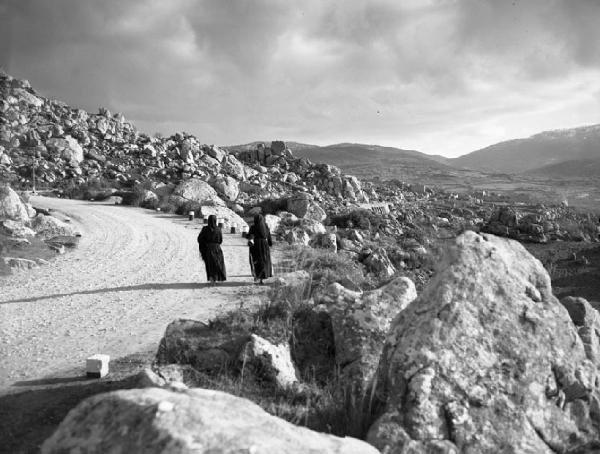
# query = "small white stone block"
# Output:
<box><xmin>86</xmin><ymin>354</ymin><xmax>110</xmax><ymax>378</ymax></box>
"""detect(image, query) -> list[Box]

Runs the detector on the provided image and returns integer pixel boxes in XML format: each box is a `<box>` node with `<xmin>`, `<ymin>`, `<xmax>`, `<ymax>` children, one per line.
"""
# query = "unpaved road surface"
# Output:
<box><xmin>0</xmin><ymin>197</ymin><xmax>268</xmax><ymax>392</ymax></box>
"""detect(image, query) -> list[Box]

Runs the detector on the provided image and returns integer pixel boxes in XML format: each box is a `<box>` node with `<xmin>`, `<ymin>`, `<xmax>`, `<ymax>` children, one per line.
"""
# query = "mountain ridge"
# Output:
<box><xmin>449</xmin><ymin>123</ymin><xmax>600</xmax><ymax>173</ymax></box>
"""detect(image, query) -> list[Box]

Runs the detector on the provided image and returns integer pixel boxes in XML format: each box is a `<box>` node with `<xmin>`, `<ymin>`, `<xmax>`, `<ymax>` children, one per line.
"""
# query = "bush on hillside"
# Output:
<box><xmin>328</xmin><ymin>209</ymin><xmax>388</xmax><ymax>231</ymax></box>
<box><xmin>61</xmin><ymin>177</ymin><xmax>116</xmax><ymax>200</ymax></box>
<box><xmin>258</xmin><ymin>198</ymin><xmax>288</xmax><ymax>216</ymax></box>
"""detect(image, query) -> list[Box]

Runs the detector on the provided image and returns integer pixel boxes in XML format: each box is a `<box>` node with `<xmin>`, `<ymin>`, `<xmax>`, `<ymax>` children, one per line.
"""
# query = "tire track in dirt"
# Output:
<box><xmin>0</xmin><ymin>197</ymin><xmax>267</xmax><ymax>392</ymax></box>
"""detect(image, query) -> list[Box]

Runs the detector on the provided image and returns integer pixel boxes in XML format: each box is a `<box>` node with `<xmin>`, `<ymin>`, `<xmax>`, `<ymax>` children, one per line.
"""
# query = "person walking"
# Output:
<box><xmin>197</xmin><ymin>215</ymin><xmax>226</xmax><ymax>284</ymax></box>
<box><xmin>247</xmin><ymin>214</ymin><xmax>273</xmax><ymax>285</ymax></box>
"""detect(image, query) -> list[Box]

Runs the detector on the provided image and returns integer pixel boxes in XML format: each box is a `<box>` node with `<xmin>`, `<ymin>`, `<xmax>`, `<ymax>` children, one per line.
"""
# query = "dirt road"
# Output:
<box><xmin>0</xmin><ymin>197</ymin><xmax>267</xmax><ymax>392</ymax></box>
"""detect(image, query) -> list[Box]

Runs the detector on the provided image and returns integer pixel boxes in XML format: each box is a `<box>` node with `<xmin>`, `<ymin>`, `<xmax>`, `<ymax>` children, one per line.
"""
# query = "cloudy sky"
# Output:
<box><xmin>1</xmin><ymin>0</ymin><xmax>599</xmax><ymax>157</ymax></box>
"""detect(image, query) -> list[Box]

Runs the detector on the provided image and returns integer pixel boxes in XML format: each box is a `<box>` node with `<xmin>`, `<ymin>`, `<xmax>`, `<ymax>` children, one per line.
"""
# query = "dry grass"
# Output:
<box><xmin>186</xmin><ymin>250</ymin><xmax>380</xmax><ymax>439</ymax></box>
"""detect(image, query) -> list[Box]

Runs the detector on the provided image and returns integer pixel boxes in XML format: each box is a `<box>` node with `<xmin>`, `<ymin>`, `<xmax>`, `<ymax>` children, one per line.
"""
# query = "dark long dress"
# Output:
<box><xmin>248</xmin><ymin>224</ymin><xmax>273</xmax><ymax>279</ymax></box>
<box><xmin>197</xmin><ymin>226</ymin><xmax>226</xmax><ymax>282</ymax></box>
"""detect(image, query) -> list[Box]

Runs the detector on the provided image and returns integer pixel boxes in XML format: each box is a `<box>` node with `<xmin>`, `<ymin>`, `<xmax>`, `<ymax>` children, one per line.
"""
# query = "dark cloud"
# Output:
<box><xmin>1</xmin><ymin>0</ymin><xmax>599</xmax><ymax>156</ymax></box>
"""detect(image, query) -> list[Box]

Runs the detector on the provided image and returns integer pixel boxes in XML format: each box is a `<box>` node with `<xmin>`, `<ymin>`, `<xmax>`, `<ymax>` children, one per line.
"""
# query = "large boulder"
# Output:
<box><xmin>287</xmin><ymin>193</ymin><xmax>312</xmax><ymax>218</ymax></box>
<box><xmin>0</xmin><ymin>185</ymin><xmax>30</xmax><ymax>224</ymax></box>
<box><xmin>30</xmin><ymin>214</ymin><xmax>77</xmax><ymax>239</ymax></box>
<box><xmin>46</xmin><ymin>135</ymin><xmax>84</xmax><ymax>166</ymax></box>
<box><xmin>368</xmin><ymin>231</ymin><xmax>600</xmax><ymax>454</ymax></box>
<box><xmin>209</xmin><ymin>175</ymin><xmax>239</xmax><ymax>202</ymax></box>
<box><xmin>180</xmin><ymin>137</ymin><xmax>199</xmax><ymax>163</ymax></box>
<box><xmin>240</xmin><ymin>334</ymin><xmax>298</xmax><ymax>389</ymax></box>
<box><xmin>172</xmin><ymin>178</ymin><xmax>226</xmax><ymax>207</ymax></box>
<box><xmin>314</xmin><ymin>277</ymin><xmax>416</xmax><ymax>387</ymax></box>
<box><xmin>41</xmin><ymin>388</ymin><xmax>378</xmax><ymax>454</ymax></box>
<box><xmin>221</xmin><ymin>154</ymin><xmax>246</xmax><ymax>180</ymax></box>
<box><xmin>206</xmin><ymin>145</ymin><xmax>226</xmax><ymax>162</ymax></box>
<box><xmin>1</xmin><ymin>219</ymin><xmax>35</xmax><ymax>237</ymax></box>
<box><xmin>156</xmin><ymin>319</ymin><xmax>249</xmax><ymax>375</ymax></box>
<box><xmin>305</xmin><ymin>201</ymin><xmax>327</xmax><ymax>222</ymax></box>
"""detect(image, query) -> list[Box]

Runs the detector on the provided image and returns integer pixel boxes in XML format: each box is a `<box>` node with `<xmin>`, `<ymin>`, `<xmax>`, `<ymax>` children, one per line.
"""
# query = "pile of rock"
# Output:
<box><xmin>0</xmin><ymin>183</ymin><xmax>80</xmax><ymax>270</ymax></box>
<box><xmin>484</xmin><ymin>205</ymin><xmax>599</xmax><ymax>243</ymax></box>
<box><xmin>1</xmin><ymin>71</ymin><xmax>377</xmax><ymax>222</ymax></box>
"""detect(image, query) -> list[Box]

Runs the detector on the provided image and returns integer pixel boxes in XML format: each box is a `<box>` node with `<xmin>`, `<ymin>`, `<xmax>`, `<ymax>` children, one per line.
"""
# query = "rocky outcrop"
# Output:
<box><xmin>367</xmin><ymin>231</ymin><xmax>600</xmax><ymax>453</ymax></box>
<box><xmin>171</xmin><ymin>178</ymin><xmax>226</xmax><ymax>207</ymax></box>
<box><xmin>314</xmin><ymin>277</ymin><xmax>416</xmax><ymax>387</ymax></box>
<box><xmin>41</xmin><ymin>388</ymin><xmax>379</xmax><ymax>454</ymax></box>
<box><xmin>0</xmin><ymin>184</ymin><xmax>30</xmax><ymax>224</ymax></box>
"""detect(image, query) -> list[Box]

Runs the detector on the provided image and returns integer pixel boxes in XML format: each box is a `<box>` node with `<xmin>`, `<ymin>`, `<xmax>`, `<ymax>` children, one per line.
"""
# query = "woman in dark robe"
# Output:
<box><xmin>197</xmin><ymin>215</ymin><xmax>226</xmax><ymax>284</ymax></box>
<box><xmin>247</xmin><ymin>214</ymin><xmax>272</xmax><ymax>284</ymax></box>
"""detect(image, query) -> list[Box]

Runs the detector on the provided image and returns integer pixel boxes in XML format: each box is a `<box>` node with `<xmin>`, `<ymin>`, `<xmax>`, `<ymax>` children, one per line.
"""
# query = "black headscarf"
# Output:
<box><xmin>253</xmin><ymin>214</ymin><xmax>268</xmax><ymax>239</ymax></box>
<box><xmin>208</xmin><ymin>214</ymin><xmax>218</xmax><ymax>230</ymax></box>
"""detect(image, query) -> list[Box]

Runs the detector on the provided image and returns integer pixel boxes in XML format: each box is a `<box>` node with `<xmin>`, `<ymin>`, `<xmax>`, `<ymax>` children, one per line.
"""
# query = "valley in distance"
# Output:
<box><xmin>228</xmin><ymin>124</ymin><xmax>600</xmax><ymax>212</ymax></box>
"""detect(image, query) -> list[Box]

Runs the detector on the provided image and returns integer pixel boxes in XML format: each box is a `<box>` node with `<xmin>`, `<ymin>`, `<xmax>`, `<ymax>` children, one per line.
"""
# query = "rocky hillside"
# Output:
<box><xmin>0</xmin><ymin>71</ymin><xmax>376</xmax><ymax>212</ymax></box>
<box><xmin>525</xmin><ymin>157</ymin><xmax>600</xmax><ymax>178</ymax></box>
<box><xmin>450</xmin><ymin>124</ymin><xmax>600</xmax><ymax>173</ymax></box>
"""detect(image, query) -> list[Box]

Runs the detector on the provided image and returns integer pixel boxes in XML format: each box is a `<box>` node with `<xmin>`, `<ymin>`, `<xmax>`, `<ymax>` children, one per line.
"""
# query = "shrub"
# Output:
<box><xmin>62</xmin><ymin>177</ymin><xmax>116</xmax><ymax>200</ymax></box>
<box><xmin>130</xmin><ymin>180</ymin><xmax>156</xmax><ymax>208</ymax></box>
<box><xmin>328</xmin><ymin>209</ymin><xmax>388</xmax><ymax>231</ymax></box>
<box><xmin>291</xmin><ymin>246</ymin><xmax>370</xmax><ymax>292</ymax></box>
<box><xmin>259</xmin><ymin>198</ymin><xmax>288</xmax><ymax>215</ymax></box>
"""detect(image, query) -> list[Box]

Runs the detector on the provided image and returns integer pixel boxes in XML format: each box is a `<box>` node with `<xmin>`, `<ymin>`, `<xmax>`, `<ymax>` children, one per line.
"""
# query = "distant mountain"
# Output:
<box><xmin>526</xmin><ymin>158</ymin><xmax>600</xmax><ymax>179</ymax></box>
<box><xmin>450</xmin><ymin>124</ymin><xmax>600</xmax><ymax>173</ymax></box>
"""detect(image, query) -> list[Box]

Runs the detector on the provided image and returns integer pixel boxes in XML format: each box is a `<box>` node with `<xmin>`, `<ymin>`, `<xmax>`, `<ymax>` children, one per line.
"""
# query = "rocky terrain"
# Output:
<box><xmin>2</xmin><ymin>70</ymin><xmax>600</xmax><ymax>453</ymax></box>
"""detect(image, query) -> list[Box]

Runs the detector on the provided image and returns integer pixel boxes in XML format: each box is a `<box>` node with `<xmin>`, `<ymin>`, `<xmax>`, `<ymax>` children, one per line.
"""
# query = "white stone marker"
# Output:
<box><xmin>86</xmin><ymin>354</ymin><xmax>110</xmax><ymax>378</ymax></box>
